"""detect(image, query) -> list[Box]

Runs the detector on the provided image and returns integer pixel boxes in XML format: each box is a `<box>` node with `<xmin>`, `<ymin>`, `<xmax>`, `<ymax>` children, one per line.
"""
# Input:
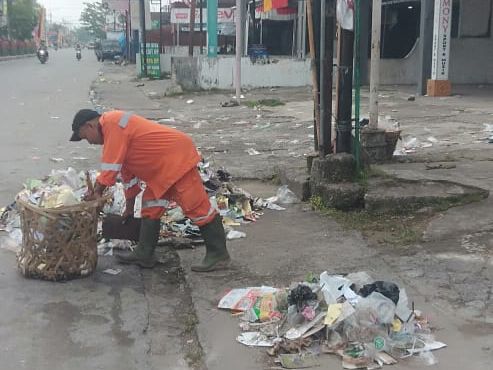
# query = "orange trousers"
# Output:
<box><xmin>140</xmin><ymin>168</ymin><xmax>217</xmax><ymax>227</ymax></box>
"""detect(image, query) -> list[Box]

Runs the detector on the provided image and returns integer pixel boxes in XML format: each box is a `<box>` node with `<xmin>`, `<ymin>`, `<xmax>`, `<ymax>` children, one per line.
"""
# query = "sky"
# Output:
<box><xmin>36</xmin><ymin>1</ymin><xmax>171</xmax><ymax>27</ymax></box>
<box><xmin>37</xmin><ymin>0</ymin><xmax>89</xmax><ymax>26</ymax></box>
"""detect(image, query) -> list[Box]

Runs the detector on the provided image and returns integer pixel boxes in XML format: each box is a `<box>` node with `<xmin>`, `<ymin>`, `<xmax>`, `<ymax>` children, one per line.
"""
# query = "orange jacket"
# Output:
<box><xmin>97</xmin><ymin>111</ymin><xmax>201</xmax><ymax>199</ymax></box>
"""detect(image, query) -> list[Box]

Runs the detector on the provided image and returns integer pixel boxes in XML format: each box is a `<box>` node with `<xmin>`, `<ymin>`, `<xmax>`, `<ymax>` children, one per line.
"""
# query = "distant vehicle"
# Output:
<box><xmin>87</xmin><ymin>42</ymin><xmax>96</xmax><ymax>49</ymax></box>
<box><xmin>94</xmin><ymin>40</ymin><xmax>122</xmax><ymax>62</ymax></box>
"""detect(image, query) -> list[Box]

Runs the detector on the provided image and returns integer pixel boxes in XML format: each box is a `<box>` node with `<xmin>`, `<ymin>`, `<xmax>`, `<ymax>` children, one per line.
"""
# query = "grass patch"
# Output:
<box><xmin>311</xmin><ymin>196</ymin><xmax>425</xmax><ymax>247</ymax></box>
<box><xmin>184</xmin><ymin>312</ymin><xmax>199</xmax><ymax>334</ymax></box>
<box><xmin>244</xmin><ymin>98</ymin><xmax>285</xmax><ymax>108</ymax></box>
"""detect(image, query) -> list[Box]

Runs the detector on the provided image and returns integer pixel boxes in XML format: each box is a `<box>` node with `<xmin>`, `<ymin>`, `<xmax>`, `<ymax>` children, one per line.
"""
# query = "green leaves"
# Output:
<box><xmin>80</xmin><ymin>2</ymin><xmax>107</xmax><ymax>40</ymax></box>
<box><xmin>7</xmin><ymin>0</ymin><xmax>39</xmax><ymax>40</ymax></box>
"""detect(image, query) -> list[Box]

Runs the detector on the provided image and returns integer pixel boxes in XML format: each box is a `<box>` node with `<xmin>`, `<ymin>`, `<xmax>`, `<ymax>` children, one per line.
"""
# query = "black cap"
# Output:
<box><xmin>70</xmin><ymin>109</ymin><xmax>101</xmax><ymax>141</ymax></box>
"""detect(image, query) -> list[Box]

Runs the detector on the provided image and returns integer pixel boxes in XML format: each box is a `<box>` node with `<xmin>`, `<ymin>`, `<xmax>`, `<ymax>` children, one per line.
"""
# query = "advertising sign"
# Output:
<box><xmin>141</xmin><ymin>42</ymin><xmax>161</xmax><ymax>79</ymax></box>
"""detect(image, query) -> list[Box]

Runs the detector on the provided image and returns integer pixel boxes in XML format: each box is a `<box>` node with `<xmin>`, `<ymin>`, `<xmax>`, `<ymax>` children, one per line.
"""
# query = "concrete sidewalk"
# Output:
<box><xmin>83</xmin><ymin>64</ymin><xmax>493</xmax><ymax>369</ymax></box>
<box><xmin>0</xmin><ymin>54</ymin><xmax>35</xmax><ymax>62</ymax></box>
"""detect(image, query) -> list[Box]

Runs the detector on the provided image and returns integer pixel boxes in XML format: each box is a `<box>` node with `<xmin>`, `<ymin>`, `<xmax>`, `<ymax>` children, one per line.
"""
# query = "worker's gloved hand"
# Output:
<box><xmin>84</xmin><ymin>181</ymin><xmax>106</xmax><ymax>201</ymax></box>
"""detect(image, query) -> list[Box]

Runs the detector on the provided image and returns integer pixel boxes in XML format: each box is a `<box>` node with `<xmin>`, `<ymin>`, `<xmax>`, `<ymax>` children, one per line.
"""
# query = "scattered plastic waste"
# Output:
<box><xmin>227</xmin><ymin>230</ymin><xmax>246</xmax><ymax>240</ymax></box>
<box><xmin>103</xmin><ymin>268</ymin><xmax>122</xmax><ymax>275</ymax></box>
<box><xmin>219</xmin><ymin>271</ymin><xmax>447</xmax><ymax>368</ymax></box>
<box><xmin>50</xmin><ymin>157</ymin><xmax>64</xmax><ymax>163</ymax></box>
<box><xmin>246</xmin><ymin>148</ymin><xmax>261</xmax><ymax>156</ymax></box>
<box><xmin>186</xmin><ymin>99</ymin><xmax>194</xmax><ymax>104</ymax></box>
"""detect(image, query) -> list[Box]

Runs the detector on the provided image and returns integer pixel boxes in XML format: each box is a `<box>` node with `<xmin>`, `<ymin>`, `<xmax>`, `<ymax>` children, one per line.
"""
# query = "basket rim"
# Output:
<box><xmin>16</xmin><ymin>197</ymin><xmax>104</xmax><ymax>216</ymax></box>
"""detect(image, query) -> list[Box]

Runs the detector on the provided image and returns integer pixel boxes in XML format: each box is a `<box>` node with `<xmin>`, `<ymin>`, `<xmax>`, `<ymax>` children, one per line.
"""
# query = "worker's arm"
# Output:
<box><xmin>97</xmin><ymin>123</ymin><xmax>130</xmax><ymax>188</ymax></box>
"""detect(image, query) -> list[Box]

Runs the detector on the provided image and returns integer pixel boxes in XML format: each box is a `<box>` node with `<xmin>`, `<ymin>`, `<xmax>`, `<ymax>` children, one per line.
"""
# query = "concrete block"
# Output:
<box><xmin>365</xmin><ymin>179</ymin><xmax>489</xmax><ymax>213</ymax></box>
<box><xmin>311</xmin><ymin>181</ymin><xmax>365</xmax><ymax>211</ymax></box>
<box><xmin>277</xmin><ymin>166</ymin><xmax>311</xmax><ymax>201</ymax></box>
<box><xmin>310</xmin><ymin>154</ymin><xmax>356</xmax><ymax>184</ymax></box>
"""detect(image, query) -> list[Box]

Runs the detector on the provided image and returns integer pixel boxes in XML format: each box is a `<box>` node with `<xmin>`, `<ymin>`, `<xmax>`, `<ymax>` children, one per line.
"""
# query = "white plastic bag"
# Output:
<box><xmin>275</xmin><ymin>185</ymin><xmax>299</xmax><ymax>204</ymax></box>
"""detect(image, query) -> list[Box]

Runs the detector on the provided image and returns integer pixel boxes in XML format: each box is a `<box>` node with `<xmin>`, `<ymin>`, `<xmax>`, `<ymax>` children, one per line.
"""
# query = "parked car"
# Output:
<box><xmin>94</xmin><ymin>40</ymin><xmax>122</xmax><ymax>62</ymax></box>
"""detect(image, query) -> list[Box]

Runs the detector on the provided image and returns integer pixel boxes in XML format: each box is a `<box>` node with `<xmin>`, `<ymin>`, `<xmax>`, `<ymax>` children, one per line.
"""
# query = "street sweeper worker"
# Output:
<box><xmin>69</xmin><ymin>109</ymin><xmax>230</xmax><ymax>271</ymax></box>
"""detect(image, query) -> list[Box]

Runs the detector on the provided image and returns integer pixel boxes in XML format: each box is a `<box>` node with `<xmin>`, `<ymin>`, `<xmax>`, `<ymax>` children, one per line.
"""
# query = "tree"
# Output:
<box><xmin>80</xmin><ymin>2</ymin><xmax>107</xmax><ymax>40</ymax></box>
<box><xmin>73</xmin><ymin>27</ymin><xmax>92</xmax><ymax>44</ymax></box>
<box><xmin>8</xmin><ymin>0</ymin><xmax>39</xmax><ymax>40</ymax></box>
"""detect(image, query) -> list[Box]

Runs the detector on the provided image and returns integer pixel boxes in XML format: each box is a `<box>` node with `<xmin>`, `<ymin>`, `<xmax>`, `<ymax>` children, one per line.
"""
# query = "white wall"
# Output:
<box><xmin>173</xmin><ymin>56</ymin><xmax>312</xmax><ymax>89</ymax></box>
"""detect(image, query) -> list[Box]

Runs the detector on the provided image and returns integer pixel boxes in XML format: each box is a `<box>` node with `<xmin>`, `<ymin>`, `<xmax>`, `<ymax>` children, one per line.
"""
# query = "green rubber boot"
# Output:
<box><xmin>191</xmin><ymin>215</ymin><xmax>230</xmax><ymax>272</ymax></box>
<box><xmin>116</xmin><ymin>218</ymin><xmax>160</xmax><ymax>268</ymax></box>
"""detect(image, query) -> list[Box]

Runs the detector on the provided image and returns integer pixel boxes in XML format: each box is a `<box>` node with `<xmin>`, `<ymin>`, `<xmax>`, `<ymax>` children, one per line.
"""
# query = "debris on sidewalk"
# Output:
<box><xmin>221</xmin><ymin>100</ymin><xmax>240</xmax><ymax>108</ymax></box>
<box><xmin>219</xmin><ymin>271</ymin><xmax>446</xmax><ymax>368</ymax></box>
<box><xmin>103</xmin><ymin>268</ymin><xmax>122</xmax><ymax>275</ymax></box>
<box><xmin>425</xmin><ymin>163</ymin><xmax>457</xmax><ymax>170</ymax></box>
<box><xmin>246</xmin><ymin>148</ymin><xmax>261</xmax><ymax>156</ymax></box>
<box><xmin>1</xmin><ymin>163</ymin><xmax>298</xmax><ymax>253</ymax></box>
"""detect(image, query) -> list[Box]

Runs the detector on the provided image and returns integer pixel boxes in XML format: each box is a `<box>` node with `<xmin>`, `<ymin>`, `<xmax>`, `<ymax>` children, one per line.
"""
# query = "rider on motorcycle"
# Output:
<box><xmin>37</xmin><ymin>41</ymin><xmax>48</xmax><ymax>57</ymax></box>
<box><xmin>76</xmin><ymin>43</ymin><xmax>82</xmax><ymax>60</ymax></box>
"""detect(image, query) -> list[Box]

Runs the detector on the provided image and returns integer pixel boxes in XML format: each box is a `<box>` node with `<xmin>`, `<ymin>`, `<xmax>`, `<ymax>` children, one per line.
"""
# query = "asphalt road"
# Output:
<box><xmin>0</xmin><ymin>50</ymin><xmax>192</xmax><ymax>370</ymax></box>
<box><xmin>0</xmin><ymin>48</ymin><xmax>101</xmax><ymax>205</ymax></box>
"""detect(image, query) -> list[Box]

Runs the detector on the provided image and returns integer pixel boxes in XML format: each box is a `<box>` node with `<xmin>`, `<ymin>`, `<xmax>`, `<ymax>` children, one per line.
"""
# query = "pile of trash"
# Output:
<box><xmin>219</xmin><ymin>271</ymin><xmax>446</xmax><ymax>369</ymax></box>
<box><xmin>0</xmin><ymin>167</ymin><xmax>129</xmax><ymax>255</ymax></box>
<box><xmin>1</xmin><ymin>163</ymin><xmax>299</xmax><ymax>253</ymax></box>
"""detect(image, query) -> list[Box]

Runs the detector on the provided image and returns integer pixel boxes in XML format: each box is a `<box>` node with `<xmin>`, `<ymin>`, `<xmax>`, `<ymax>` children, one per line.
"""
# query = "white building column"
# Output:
<box><xmin>427</xmin><ymin>0</ymin><xmax>453</xmax><ymax>96</ymax></box>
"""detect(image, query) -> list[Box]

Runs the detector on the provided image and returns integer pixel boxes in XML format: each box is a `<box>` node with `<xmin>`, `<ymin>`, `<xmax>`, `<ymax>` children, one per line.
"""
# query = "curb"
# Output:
<box><xmin>0</xmin><ymin>54</ymin><xmax>35</xmax><ymax>62</ymax></box>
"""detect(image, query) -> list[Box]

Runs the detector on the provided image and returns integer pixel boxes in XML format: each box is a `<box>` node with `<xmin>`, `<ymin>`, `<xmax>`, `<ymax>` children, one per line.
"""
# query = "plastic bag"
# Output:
<box><xmin>357</xmin><ymin>292</ymin><xmax>396</xmax><ymax>325</ymax></box>
<box><xmin>276</xmin><ymin>185</ymin><xmax>299</xmax><ymax>204</ymax></box>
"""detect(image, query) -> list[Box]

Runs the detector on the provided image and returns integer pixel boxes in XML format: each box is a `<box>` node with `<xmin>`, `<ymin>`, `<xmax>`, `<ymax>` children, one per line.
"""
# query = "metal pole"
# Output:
<box><xmin>6</xmin><ymin>0</ymin><xmax>11</xmax><ymax>40</ymax></box>
<box><xmin>200</xmin><ymin>0</ymin><xmax>204</xmax><ymax>54</ymax></box>
<box><xmin>159</xmin><ymin>0</ymin><xmax>163</xmax><ymax>53</ymax></box>
<box><xmin>319</xmin><ymin>0</ymin><xmax>327</xmax><ymax>157</ymax></box>
<box><xmin>139</xmin><ymin>0</ymin><xmax>147</xmax><ymax>76</ymax></box>
<box><xmin>114</xmin><ymin>10</ymin><xmax>116</xmax><ymax>31</ymax></box>
<box><xmin>369</xmin><ymin>0</ymin><xmax>381</xmax><ymax>129</ymax></box>
<box><xmin>306</xmin><ymin>0</ymin><xmax>320</xmax><ymax>151</ymax></box>
<box><xmin>260</xmin><ymin>19</ymin><xmax>263</xmax><ymax>44</ymax></box>
<box><xmin>320</xmin><ymin>0</ymin><xmax>334</xmax><ymax>157</ymax></box>
<box><xmin>235</xmin><ymin>0</ymin><xmax>242</xmax><ymax>101</ymax></box>
<box><xmin>207</xmin><ymin>0</ymin><xmax>218</xmax><ymax>57</ymax></box>
<box><xmin>417</xmin><ymin>0</ymin><xmax>434</xmax><ymax>95</ymax></box>
<box><xmin>354</xmin><ymin>0</ymin><xmax>361</xmax><ymax>171</ymax></box>
<box><xmin>189</xmin><ymin>0</ymin><xmax>196</xmax><ymax>56</ymax></box>
<box><xmin>245</xmin><ymin>3</ymin><xmax>250</xmax><ymax>55</ymax></box>
<box><xmin>128</xmin><ymin>0</ymin><xmax>132</xmax><ymax>61</ymax></box>
<box><xmin>301</xmin><ymin>0</ymin><xmax>307</xmax><ymax>58</ymax></box>
<box><xmin>297</xmin><ymin>1</ymin><xmax>302</xmax><ymax>58</ymax></box>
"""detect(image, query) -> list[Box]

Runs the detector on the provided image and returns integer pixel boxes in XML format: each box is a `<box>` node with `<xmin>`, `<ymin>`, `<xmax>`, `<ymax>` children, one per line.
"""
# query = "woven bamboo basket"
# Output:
<box><xmin>16</xmin><ymin>198</ymin><xmax>101</xmax><ymax>281</ymax></box>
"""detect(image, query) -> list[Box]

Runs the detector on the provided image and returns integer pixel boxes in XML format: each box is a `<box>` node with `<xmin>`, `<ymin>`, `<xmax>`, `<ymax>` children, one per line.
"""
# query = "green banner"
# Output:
<box><xmin>140</xmin><ymin>42</ymin><xmax>161</xmax><ymax>79</ymax></box>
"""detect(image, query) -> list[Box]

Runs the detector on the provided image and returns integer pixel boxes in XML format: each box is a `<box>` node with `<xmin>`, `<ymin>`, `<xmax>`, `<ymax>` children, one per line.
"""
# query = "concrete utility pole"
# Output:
<box><xmin>189</xmin><ymin>0</ymin><xmax>196</xmax><ymax>56</ymax></box>
<box><xmin>335</xmin><ymin>25</ymin><xmax>354</xmax><ymax>154</ymax></box>
<box><xmin>234</xmin><ymin>0</ymin><xmax>242</xmax><ymax>101</ymax></box>
<box><xmin>139</xmin><ymin>0</ymin><xmax>147</xmax><ymax>76</ymax></box>
<box><xmin>417</xmin><ymin>0</ymin><xmax>434</xmax><ymax>95</ymax></box>
<box><xmin>369</xmin><ymin>0</ymin><xmax>381</xmax><ymax>129</ymax></box>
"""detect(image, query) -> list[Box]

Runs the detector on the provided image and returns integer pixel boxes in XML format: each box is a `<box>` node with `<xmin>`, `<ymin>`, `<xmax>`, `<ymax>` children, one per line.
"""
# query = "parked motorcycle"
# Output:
<box><xmin>76</xmin><ymin>49</ymin><xmax>81</xmax><ymax>61</ymax></box>
<box><xmin>37</xmin><ymin>49</ymin><xmax>48</xmax><ymax>64</ymax></box>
